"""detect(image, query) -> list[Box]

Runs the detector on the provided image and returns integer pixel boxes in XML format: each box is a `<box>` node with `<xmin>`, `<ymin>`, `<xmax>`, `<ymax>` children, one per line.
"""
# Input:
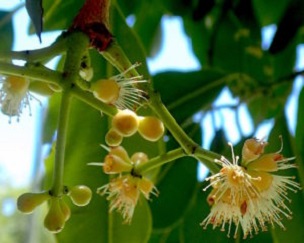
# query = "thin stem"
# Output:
<box><xmin>149</xmin><ymin>92</ymin><xmax>198</xmax><ymax>154</ymax></box>
<box><xmin>0</xmin><ymin>61</ymin><xmax>62</xmax><ymax>85</ymax></box>
<box><xmin>51</xmin><ymin>91</ymin><xmax>71</xmax><ymax>196</ymax></box>
<box><xmin>194</xmin><ymin>147</ymin><xmax>220</xmax><ymax>174</ymax></box>
<box><xmin>50</xmin><ymin>31</ymin><xmax>90</xmax><ymax>196</ymax></box>
<box><xmin>135</xmin><ymin>148</ymin><xmax>186</xmax><ymax>174</ymax></box>
<box><xmin>0</xmin><ymin>34</ymin><xmax>68</xmax><ymax>62</ymax></box>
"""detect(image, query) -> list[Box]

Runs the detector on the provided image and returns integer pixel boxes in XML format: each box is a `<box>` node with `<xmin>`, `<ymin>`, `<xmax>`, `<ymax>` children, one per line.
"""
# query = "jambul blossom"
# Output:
<box><xmin>0</xmin><ymin>75</ymin><xmax>33</xmax><ymax>122</ymax></box>
<box><xmin>91</xmin><ymin>63</ymin><xmax>147</xmax><ymax>110</ymax></box>
<box><xmin>201</xmin><ymin>137</ymin><xmax>300</xmax><ymax>239</ymax></box>
<box><xmin>98</xmin><ymin>174</ymin><xmax>157</xmax><ymax>223</ymax></box>
<box><xmin>89</xmin><ymin>145</ymin><xmax>158</xmax><ymax>223</ymax></box>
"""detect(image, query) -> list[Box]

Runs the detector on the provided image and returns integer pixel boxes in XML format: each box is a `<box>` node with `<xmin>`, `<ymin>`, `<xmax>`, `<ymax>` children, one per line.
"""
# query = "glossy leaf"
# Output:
<box><xmin>269</xmin><ymin>0</ymin><xmax>304</xmax><ymax>54</ymax></box>
<box><xmin>252</xmin><ymin>0</ymin><xmax>290</xmax><ymax>26</ymax></box>
<box><xmin>0</xmin><ymin>11</ymin><xmax>14</xmax><ymax>51</ymax></box>
<box><xmin>42</xmin><ymin>0</ymin><xmax>85</xmax><ymax>31</ymax></box>
<box><xmin>133</xmin><ymin>2</ymin><xmax>163</xmax><ymax>57</ymax></box>
<box><xmin>295</xmin><ymin>87</ymin><xmax>304</xmax><ymax>186</ymax></box>
<box><xmin>150</xmin><ymin>124</ymin><xmax>201</xmax><ymax>230</ymax></box>
<box><xmin>110</xmin><ymin>3</ymin><xmax>150</xmax><ymax>77</ymax></box>
<box><xmin>153</xmin><ymin>69</ymin><xmax>225</xmax><ymax>123</ymax></box>
<box><xmin>247</xmin><ymin>82</ymin><xmax>292</xmax><ymax>126</ymax></box>
<box><xmin>25</xmin><ymin>0</ymin><xmax>43</xmax><ymax>41</ymax></box>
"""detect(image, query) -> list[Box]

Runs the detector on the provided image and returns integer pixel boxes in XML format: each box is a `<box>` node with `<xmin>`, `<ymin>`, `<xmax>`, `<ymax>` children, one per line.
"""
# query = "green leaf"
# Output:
<box><xmin>26</xmin><ymin>0</ymin><xmax>43</xmax><ymax>41</ymax></box>
<box><xmin>183</xmin><ymin>14</ymin><xmax>211</xmax><ymax>65</ymax></box>
<box><xmin>192</xmin><ymin>0</ymin><xmax>215</xmax><ymax>21</ymax></box>
<box><xmin>247</xmin><ymin>81</ymin><xmax>292</xmax><ymax>126</ymax></box>
<box><xmin>42</xmin><ymin>92</ymin><xmax>60</xmax><ymax>143</ymax></box>
<box><xmin>295</xmin><ymin>87</ymin><xmax>304</xmax><ymax>187</ymax></box>
<box><xmin>133</xmin><ymin>2</ymin><xmax>163</xmax><ymax>57</ymax></box>
<box><xmin>252</xmin><ymin>0</ymin><xmax>290</xmax><ymax>26</ymax></box>
<box><xmin>111</xmin><ymin>198</ymin><xmax>152</xmax><ymax>243</ymax></box>
<box><xmin>42</xmin><ymin>0</ymin><xmax>85</xmax><ymax>31</ymax></box>
<box><xmin>150</xmin><ymin>124</ymin><xmax>201</xmax><ymax>230</ymax></box>
<box><xmin>160</xmin><ymin>0</ymin><xmax>191</xmax><ymax>16</ymax></box>
<box><xmin>271</xmin><ymin>34</ymin><xmax>297</xmax><ymax>81</ymax></box>
<box><xmin>268</xmin><ymin>0</ymin><xmax>304</xmax><ymax>54</ymax></box>
<box><xmin>116</xmin><ymin>0</ymin><xmax>142</xmax><ymax>16</ymax></box>
<box><xmin>110</xmin><ymin>3</ymin><xmax>150</xmax><ymax>77</ymax></box>
<box><xmin>0</xmin><ymin>11</ymin><xmax>14</xmax><ymax>51</ymax></box>
<box><xmin>212</xmin><ymin>15</ymin><xmax>266</xmax><ymax>79</ymax></box>
<box><xmin>295</xmin><ymin>86</ymin><xmax>304</xmax><ymax>152</ymax></box>
<box><xmin>153</xmin><ymin>69</ymin><xmax>225</xmax><ymax>122</ymax></box>
<box><xmin>150</xmin><ymin>156</ymin><xmax>198</xmax><ymax>230</ymax></box>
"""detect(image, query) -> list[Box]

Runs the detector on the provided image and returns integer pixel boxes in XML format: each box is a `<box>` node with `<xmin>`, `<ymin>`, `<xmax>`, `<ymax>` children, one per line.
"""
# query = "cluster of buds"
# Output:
<box><xmin>17</xmin><ymin>185</ymin><xmax>92</xmax><ymax>233</ymax></box>
<box><xmin>105</xmin><ymin>109</ymin><xmax>165</xmax><ymax>147</ymax></box>
<box><xmin>201</xmin><ymin>137</ymin><xmax>300</xmax><ymax>239</ymax></box>
<box><xmin>89</xmin><ymin>146</ymin><xmax>158</xmax><ymax>223</ymax></box>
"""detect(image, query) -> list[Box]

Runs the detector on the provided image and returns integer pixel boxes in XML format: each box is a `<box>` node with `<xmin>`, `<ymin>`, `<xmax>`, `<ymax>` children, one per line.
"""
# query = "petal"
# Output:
<box><xmin>247</xmin><ymin>153</ymin><xmax>279</xmax><ymax>172</ymax></box>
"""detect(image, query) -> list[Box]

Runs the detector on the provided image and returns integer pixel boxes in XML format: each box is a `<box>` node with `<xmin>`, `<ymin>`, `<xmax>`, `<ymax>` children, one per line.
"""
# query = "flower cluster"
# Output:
<box><xmin>89</xmin><ymin>146</ymin><xmax>158</xmax><ymax>223</ymax></box>
<box><xmin>201</xmin><ymin>137</ymin><xmax>300</xmax><ymax>239</ymax></box>
<box><xmin>0</xmin><ymin>75</ymin><xmax>32</xmax><ymax>122</ymax></box>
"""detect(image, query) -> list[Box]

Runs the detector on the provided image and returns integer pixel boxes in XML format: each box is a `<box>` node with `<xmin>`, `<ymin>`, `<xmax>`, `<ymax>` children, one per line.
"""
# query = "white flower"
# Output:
<box><xmin>89</xmin><ymin>145</ymin><xmax>158</xmax><ymax>223</ymax></box>
<box><xmin>97</xmin><ymin>174</ymin><xmax>158</xmax><ymax>223</ymax></box>
<box><xmin>201</xmin><ymin>138</ymin><xmax>300</xmax><ymax>239</ymax></box>
<box><xmin>0</xmin><ymin>75</ymin><xmax>35</xmax><ymax>122</ymax></box>
<box><xmin>92</xmin><ymin>63</ymin><xmax>147</xmax><ymax>110</ymax></box>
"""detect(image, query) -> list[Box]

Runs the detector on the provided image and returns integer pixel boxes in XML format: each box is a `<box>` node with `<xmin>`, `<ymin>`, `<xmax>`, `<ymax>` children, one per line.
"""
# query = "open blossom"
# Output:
<box><xmin>98</xmin><ymin>174</ymin><xmax>158</xmax><ymax>223</ymax></box>
<box><xmin>89</xmin><ymin>145</ymin><xmax>158</xmax><ymax>223</ymax></box>
<box><xmin>201</xmin><ymin>137</ymin><xmax>300</xmax><ymax>239</ymax></box>
<box><xmin>88</xmin><ymin>146</ymin><xmax>133</xmax><ymax>174</ymax></box>
<box><xmin>91</xmin><ymin>63</ymin><xmax>147</xmax><ymax>110</ymax></box>
<box><xmin>0</xmin><ymin>75</ymin><xmax>35</xmax><ymax>122</ymax></box>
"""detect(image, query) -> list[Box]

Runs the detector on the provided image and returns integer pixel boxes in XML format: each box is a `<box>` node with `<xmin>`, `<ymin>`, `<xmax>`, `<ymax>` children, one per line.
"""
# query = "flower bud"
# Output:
<box><xmin>131</xmin><ymin>152</ymin><xmax>149</xmax><ymax>165</ymax></box>
<box><xmin>79</xmin><ymin>67</ymin><xmax>93</xmax><ymax>81</ymax></box>
<box><xmin>109</xmin><ymin>146</ymin><xmax>130</xmax><ymax>162</ymax></box>
<box><xmin>59</xmin><ymin>199</ymin><xmax>71</xmax><ymax>222</ymax></box>
<box><xmin>105</xmin><ymin>129</ymin><xmax>123</xmax><ymax>147</ymax></box>
<box><xmin>138</xmin><ymin>116</ymin><xmax>164</xmax><ymax>142</ymax></box>
<box><xmin>44</xmin><ymin>198</ymin><xmax>66</xmax><ymax>233</ymax></box>
<box><xmin>17</xmin><ymin>192</ymin><xmax>50</xmax><ymax>214</ymax></box>
<box><xmin>112</xmin><ymin>109</ymin><xmax>139</xmax><ymax>137</ymax></box>
<box><xmin>68</xmin><ymin>185</ymin><xmax>92</xmax><ymax>207</ymax></box>
<box><xmin>242</xmin><ymin>138</ymin><xmax>267</xmax><ymax>165</ymax></box>
<box><xmin>92</xmin><ymin>79</ymin><xmax>120</xmax><ymax>104</ymax></box>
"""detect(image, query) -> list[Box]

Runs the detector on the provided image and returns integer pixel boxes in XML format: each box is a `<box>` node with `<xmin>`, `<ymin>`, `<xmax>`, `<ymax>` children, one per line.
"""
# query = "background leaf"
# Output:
<box><xmin>153</xmin><ymin>69</ymin><xmax>225</xmax><ymax>123</ymax></box>
<box><xmin>25</xmin><ymin>0</ymin><xmax>43</xmax><ymax>41</ymax></box>
<box><xmin>0</xmin><ymin>11</ymin><xmax>14</xmax><ymax>51</ymax></box>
